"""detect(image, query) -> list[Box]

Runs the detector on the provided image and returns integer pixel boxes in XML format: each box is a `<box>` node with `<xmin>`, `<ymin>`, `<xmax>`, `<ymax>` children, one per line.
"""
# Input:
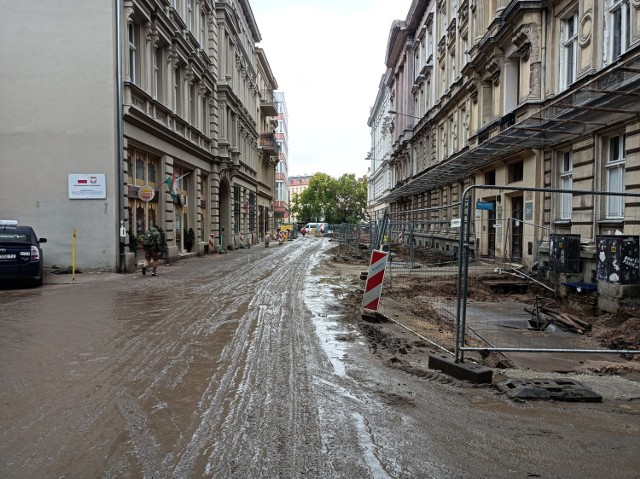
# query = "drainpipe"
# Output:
<box><xmin>115</xmin><ymin>0</ymin><xmax>126</xmax><ymax>273</ymax></box>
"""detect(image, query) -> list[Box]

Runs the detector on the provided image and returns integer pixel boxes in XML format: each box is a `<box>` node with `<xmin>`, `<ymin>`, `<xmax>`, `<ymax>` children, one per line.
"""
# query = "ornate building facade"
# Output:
<box><xmin>378</xmin><ymin>0</ymin><xmax>640</xmax><ymax>310</ymax></box>
<box><xmin>1</xmin><ymin>0</ymin><xmax>280</xmax><ymax>271</ymax></box>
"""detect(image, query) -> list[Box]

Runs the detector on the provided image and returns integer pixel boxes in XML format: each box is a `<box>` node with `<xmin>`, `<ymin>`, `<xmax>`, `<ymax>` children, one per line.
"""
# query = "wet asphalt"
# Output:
<box><xmin>1</xmin><ymin>237</ymin><xmax>639</xmax><ymax>478</ymax></box>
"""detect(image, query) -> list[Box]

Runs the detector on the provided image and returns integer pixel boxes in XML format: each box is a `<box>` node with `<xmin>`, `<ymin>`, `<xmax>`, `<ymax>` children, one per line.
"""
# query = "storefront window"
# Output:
<box><xmin>147</xmin><ymin>162</ymin><xmax>156</xmax><ymax>184</ymax></box>
<box><xmin>136</xmin><ymin>158</ymin><xmax>145</xmax><ymax>183</ymax></box>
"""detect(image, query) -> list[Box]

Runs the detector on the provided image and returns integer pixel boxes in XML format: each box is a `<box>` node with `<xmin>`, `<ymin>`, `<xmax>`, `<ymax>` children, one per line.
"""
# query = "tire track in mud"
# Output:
<box><xmin>173</xmin><ymin>241</ymin><xmax>329</xmax><ymax>478</ymax></box>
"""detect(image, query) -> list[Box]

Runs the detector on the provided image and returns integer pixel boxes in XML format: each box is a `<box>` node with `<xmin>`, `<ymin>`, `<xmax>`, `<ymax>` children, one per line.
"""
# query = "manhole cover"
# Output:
<box><xmin>497</xmin><ymin>378</ymin><xmax>602</xmax><ymax>402</ymax></box>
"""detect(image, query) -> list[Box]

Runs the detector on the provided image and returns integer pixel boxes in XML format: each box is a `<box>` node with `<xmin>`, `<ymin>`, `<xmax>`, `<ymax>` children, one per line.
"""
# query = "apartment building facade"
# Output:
<box><xmin>289</xmin><ymin>175</ymin><xmax>311</xmax><ymax>224</ymax></box>
<box><xmin>0</xmin><ymin>0</ymin><xmax>280</xmax><ymax>272</ymax></box>
<box><xmin>380</xmin><ymin>0</ymin><xmax>640</xmax><ymax>311</ymax></box>
<box><xmin>273</xmin><ymin>92</ymin><xmax>290</xmax><ymax>225</ymax></box>
<box><xmin>366</xmin><ymin>73</ymin><xmax>394</xmax><ymax>222</ymax></box>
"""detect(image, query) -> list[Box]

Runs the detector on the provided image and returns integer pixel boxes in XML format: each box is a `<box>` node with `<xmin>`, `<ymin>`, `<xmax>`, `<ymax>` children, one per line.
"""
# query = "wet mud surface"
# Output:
<box><xmin>1</xmin><ymin>238</ymin><xmax>639</xmax><ymax>478</ymax></box>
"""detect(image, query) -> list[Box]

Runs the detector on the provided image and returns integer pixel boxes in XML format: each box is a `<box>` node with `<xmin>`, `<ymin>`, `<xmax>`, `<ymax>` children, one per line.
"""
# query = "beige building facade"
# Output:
<box><xmin>0</xmin><ymin>0</ymin><xmax>280</xmax><ymax>272</ymax></box>
<box><xmin>381</xmin><ymin>0</ymin><xmax>640</xmax><ymax>310</ymax></box>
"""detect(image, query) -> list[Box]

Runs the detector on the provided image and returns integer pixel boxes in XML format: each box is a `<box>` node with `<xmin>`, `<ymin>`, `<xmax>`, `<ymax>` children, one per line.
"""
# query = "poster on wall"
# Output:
<box><xmin>68</xmin><ymin>174</ymin><xmax>106</xmax><ymax>199</ymax></box>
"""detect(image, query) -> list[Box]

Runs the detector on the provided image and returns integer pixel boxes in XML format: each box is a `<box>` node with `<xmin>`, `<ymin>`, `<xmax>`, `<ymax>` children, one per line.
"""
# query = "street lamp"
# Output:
<box><xmin>388</xmin><ymin>109</ymin><xmax>423</xmax><ymax>120</ymax></box>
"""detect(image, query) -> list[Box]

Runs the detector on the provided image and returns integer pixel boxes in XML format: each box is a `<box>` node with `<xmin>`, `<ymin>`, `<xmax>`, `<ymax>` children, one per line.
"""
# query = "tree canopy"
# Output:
<box><xmin>290</xmin><ymin>173</ymin><xmax>368</xmax><ymax>225</ymax></box>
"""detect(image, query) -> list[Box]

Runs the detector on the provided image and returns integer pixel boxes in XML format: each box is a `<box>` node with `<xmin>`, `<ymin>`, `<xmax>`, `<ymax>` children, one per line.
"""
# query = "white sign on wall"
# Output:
<box><xmin>68</xmin><ymin>174</ymin><xmax>106</xmax><ymax>199</ymax></box>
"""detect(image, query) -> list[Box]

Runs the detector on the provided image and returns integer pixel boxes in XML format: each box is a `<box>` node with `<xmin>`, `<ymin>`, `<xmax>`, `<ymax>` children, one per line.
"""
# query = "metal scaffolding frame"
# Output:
<box><xmin>384</xmin><ymin>51</ymin><xmax>640</xmax><ymax>203</ymax></box>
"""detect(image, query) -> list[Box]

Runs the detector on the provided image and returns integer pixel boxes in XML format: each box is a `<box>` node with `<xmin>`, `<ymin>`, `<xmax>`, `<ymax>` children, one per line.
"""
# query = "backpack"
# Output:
<box><xmin>143</xmin><ymin>229</ymin><xmax>160</xmax><ymax>251</ymax></box>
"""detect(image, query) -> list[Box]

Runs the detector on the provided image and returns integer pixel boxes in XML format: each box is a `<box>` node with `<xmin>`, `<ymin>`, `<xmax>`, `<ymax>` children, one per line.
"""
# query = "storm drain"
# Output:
<box><xmin>497</xmin><ymin>378</ymin><xmax>602</xmax><ymax>402</ymax></box>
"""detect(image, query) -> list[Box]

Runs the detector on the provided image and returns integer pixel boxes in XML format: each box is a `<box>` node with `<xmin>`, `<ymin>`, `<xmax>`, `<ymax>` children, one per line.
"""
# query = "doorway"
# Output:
<box><xmin>511</xmin><ymin>196</ymin><xmax>524</xmax><ymax>262</ymax></box>
<box><xmin>219</xmin><ymin>179</ymin><xmax>231</xmax><ymax>250</ymax></box>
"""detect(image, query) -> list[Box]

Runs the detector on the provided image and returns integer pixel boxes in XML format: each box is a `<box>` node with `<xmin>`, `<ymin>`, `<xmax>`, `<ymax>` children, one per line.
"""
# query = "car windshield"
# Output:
<box><xmin>0</xmin><ymin>233</ymin><xmax>29</xmax><ymax>242</ymax></box>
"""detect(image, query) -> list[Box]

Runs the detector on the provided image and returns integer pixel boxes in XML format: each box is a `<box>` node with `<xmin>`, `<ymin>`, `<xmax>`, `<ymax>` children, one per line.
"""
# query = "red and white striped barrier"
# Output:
<box><xmin>397</xmin><ymin>230</ymin><xmax>404</xmax><ymax>244</ymax></box>
<box><xmin>362</xmin><ymin>249</ymin><xmax>389</xmax><ymax>311</ymax></box>
<box><xmin>208</xmin><ymin>234</ymin><xmax>215</xmax><ymax>252</ymax></box>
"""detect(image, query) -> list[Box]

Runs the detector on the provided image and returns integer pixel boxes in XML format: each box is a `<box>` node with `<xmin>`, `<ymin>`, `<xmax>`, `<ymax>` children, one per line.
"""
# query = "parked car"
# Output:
<box><xmin>300</xmin><ymin>223</ymin><xmax>329</xmax><ymax>236</ymax></box>
<box><xmin>0</xmin><ymin>220</ymin><xmax>47</xmax><ymax>287</ymax></box>
<box><xmin>300</xmin><ymin>223</ymin><xmax>319</xmax><ymax>235</ymax></box>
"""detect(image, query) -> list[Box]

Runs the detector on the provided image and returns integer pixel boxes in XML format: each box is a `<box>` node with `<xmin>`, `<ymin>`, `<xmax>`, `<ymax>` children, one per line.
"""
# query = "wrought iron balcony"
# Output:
<box><xmin>259</xmin><ymin>133</ymin><xmax>279</xmax><ymax>155</ymax></box>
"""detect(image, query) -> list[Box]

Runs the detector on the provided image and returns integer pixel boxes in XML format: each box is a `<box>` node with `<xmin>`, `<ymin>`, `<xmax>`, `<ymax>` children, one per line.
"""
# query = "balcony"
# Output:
<box><xmin>260</xmin><ymin>90</ymin><xmax>278</xmax><ymax>116</ymax></box>
<box><xmin>259</xmin><ymin>133</ymin><xmax>279</xmax><ymax>156</ymax></box>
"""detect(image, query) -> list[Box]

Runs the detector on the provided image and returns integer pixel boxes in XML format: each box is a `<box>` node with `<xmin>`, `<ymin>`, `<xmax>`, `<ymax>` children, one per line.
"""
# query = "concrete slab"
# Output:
<box><xmin>440</xmin><ymin>302</ymin><xmax>629</xmax><ymax>372</ymax></box>
<box><xmin>497</xmin><ymin>378</ymin><xmax>603</xmax><ymax>402</ymax></box>
<box><xmin>428</xmin><ymin>353</ymin><xmax>493</xmax><ymax>384</ymax></box>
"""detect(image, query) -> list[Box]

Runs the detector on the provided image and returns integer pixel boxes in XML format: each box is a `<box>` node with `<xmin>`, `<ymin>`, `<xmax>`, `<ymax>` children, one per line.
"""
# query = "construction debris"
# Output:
<box><xmin>525</xmin><ymin>297</ymin><xmax>593</xmax><ymax>334</ymax></box>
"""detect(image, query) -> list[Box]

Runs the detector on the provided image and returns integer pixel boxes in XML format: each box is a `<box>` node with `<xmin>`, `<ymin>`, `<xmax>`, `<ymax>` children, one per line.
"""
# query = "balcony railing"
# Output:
<box><xmin>260</xmin><ymin>90</ymin><xmax>278</xmax><ymax>116</ymax></box>
<box><xmin>259</xmin><ymin>133</ymin><xmax>279</xmax><ymax>155</ymax></box>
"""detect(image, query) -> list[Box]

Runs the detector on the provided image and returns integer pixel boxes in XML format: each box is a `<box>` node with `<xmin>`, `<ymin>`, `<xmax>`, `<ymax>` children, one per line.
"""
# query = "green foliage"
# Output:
<box><xmin>293</xmin><ymin>173</ymin><xmax>369</xmax><ymax>225</ymax></box>
<box><xmin>156</xmin><ymin>226</ymin><xmax>168</xmax><ymax>252</ymax></box>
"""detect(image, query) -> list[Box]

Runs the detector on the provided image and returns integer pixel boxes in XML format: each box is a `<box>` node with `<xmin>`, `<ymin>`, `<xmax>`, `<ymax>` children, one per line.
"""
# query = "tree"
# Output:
<box><xmin>293</xmin><ymin>173</ymin><xmax>369</xmax><ymax>225</ymax></box>
<box><xmin>331</xmin><ymin>174</ymin><xmax>369</xmax><ymax>224</ymax></box>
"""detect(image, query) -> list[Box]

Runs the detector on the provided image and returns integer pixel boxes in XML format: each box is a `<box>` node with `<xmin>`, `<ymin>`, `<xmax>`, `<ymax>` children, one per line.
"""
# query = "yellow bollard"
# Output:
<box><xmin>72</xmin><ymin>229</ymin><xmax>77</xmax><ymax>281</ymax></box>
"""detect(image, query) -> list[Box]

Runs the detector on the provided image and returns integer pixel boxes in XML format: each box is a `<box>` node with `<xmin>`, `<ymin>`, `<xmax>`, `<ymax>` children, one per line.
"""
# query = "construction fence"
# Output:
<box><xmin>340</xmin><ymin>186</ymin><xmax>640</xmax><ymax>364</ymax></box>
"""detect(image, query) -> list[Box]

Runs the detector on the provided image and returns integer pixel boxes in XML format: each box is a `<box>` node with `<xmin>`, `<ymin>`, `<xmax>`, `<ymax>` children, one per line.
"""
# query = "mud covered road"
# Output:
<box><xmin>1</xmin><ymin>237</ymin><xmax>639</xmax><ymax>478</ymax></box>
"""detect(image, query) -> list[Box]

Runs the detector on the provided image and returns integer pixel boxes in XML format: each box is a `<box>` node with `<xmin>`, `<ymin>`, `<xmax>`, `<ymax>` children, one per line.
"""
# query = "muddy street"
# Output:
<box><xmin>1</xmin><ymin>237</ymin><xmax>639</xmax><ymax>478</ymax></box>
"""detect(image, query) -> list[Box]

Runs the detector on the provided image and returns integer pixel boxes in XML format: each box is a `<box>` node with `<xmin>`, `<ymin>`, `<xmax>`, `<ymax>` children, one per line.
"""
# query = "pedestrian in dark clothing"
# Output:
<box><xmin>142</xmin><ymin>224</ymin><xmax>161</xmax><ymax>276</ymax></box>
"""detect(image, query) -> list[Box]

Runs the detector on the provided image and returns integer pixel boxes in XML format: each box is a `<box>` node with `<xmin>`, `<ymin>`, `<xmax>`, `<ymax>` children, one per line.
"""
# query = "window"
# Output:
<box><xmin>128</xmin><ymin>22</ymin><xmax>140</xmax><ymax>84</ymax></box>
<box><xmin>606</xmin><ymin>133</ymin><xmax>626</xmax><ymax>218</ymax></box>
<box><xmin>461</xmin><ymin>33</ymin><xmax>469</xmax><ymax>66</ymax></box>
<box><xmin>559</xmin><ymin>151</ymin><xmax>572</xmax><ymax>219</ymax></box>
<box><xmin>174</xmin><ymin>67</ymin><xmax>182</xmax><ymax>115</ymax></box>
<box><xmin>234</xmin><ymin>186</ymin><xmax>241</xmax><ymax>234</ymax></box>
<box><xmin>147</xmin><ymin>161</ymin><xmax>156</xmax><ymax>184</ymax></box>
<box><xmin>448</xmin><ymin>115</ymin><xmax>455</xmax><ymax>156</ymax></box>
<box><xmin>509</xmin><ymin>161</ymin><xmax>524</xmax><ymax>183</ymax></box>
<box><xmin>481</xmin><ymin>80</ymin><xmax>493</xmax><ymax>125</ymax></box>
<box><xmin>460</xmin><ymin>104</ymin><xmax>468</xmax><ymax>146</ymax></box>
<box><xmin>200</xmin><ymin>11</ymin><xmax>206</xmax><ymax>46</ymax></box>
<box><xmin>249</xmin><ymin>192</ymin><xmax>256</xmax><ymax>232</ymax></box>
<box><xmin>202</xmin><ymin>95</ymin><xmax>208</xmax><ymax>134</ymax></box>
<box><xmin>187</xmin><ymin>0</ymin><xmax>194</xmax><ymax>31</ymax></box>
<box><xmin>610</xmin><ymin>0</ymin><xmax>631</xmax><ymax>60</ymax></box>
<box><xmin>135</xmin><ymin>157</ymin><xmax>145</xmax><ymax>182</ymax></box>
<box><xmin>560</xmin><ymin>12</ymin><xmax>578</xmax><ymax>89</ymax></box>
<box><xmin>154</xmin><ymin>47</ymin><xmax>163</xmax><ymax>102</ymax></box>
<box><xmin>485</xmin><ymin>170</ymin><xmax>496</xmax><ymax>185</ymax></box>
<box><xmin>450</xmin><ymin>51</ymin><xmax>456</xmax><ymax>81</ymax></box>
<box><xmin>189</xmin><ymin>81</ymin><xmax>197</xmax><ymax>124</ymax></box>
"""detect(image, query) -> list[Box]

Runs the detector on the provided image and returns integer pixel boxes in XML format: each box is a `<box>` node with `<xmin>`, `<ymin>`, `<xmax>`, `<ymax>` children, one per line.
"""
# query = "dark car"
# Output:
<box><xmin>0</xmin><ymin>220</ymin><xmax>47</xmax><ymax>287</ymax></box>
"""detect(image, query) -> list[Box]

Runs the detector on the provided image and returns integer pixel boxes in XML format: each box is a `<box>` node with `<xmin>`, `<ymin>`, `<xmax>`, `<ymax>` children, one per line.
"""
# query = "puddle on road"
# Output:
<box><xmin>310</xmin><ymin>311</ymin><xmax>348</xmax><ymax>377</ymax></box>
<box><xmin>304</xmin><ymin>264</ymin><xmax>353</xmax><ymax>379</ymax></box>
<box><xmin>351</xmin><ymin>411</ymin><xmax>392</xmax><ymax>479</ymax></box>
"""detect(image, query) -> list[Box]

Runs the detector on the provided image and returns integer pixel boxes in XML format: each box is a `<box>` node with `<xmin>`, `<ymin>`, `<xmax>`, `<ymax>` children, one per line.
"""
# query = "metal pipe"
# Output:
<box><xmin>115</xmin><ymin>0</ymin><xmax>126</xmax><ymax>274</ymax></box>
<box><xmin>461</xmin><ymin>347</ymin><xmax>640</xmax><ymax>354</ymax></box>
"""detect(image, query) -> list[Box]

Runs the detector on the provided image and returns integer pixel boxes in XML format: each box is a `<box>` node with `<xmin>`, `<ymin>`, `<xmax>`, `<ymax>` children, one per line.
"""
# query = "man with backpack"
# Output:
<box><xmin>142</xmin><ymin>224</ymin><xmax>161</xmax><ymax>276</ymax></box>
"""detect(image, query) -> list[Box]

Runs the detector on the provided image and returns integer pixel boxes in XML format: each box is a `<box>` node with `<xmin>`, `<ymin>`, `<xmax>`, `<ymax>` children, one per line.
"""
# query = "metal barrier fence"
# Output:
<box><xmin>331</xmin><ymin>223</ymin><xmax>379</xmax><ymax>258</ymax></box>
<box><xmin>455</xmin><ymin>186</ymin><xmax>640</xmax><ymax>362</ymax></box>
<box><xmin>370</xmin><ymin>186</ymin><xmax>640</xmax><ymax>364</ymax></box>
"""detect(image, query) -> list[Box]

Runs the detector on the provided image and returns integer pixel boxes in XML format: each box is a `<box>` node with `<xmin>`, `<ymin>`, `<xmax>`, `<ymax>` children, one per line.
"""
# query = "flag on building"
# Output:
<box><xmin>164</xmin><ymin>174</ymin><xmax>177</xmax><ymax>199</ymax></box>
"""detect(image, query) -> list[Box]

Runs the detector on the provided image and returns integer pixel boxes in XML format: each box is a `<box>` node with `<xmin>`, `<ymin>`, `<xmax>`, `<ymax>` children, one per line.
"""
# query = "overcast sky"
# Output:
<box><xmin>250</xmin><ymin>0</ymin><xmax>412</xmax><ymax>179</ymax></box>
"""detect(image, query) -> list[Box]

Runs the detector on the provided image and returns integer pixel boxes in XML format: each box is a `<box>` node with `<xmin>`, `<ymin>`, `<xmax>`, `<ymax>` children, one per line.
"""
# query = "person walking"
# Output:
<box><xmin>142</xmin><ymin>224</ymin><xmax>161</xmax><ymax>276</ymax></box>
